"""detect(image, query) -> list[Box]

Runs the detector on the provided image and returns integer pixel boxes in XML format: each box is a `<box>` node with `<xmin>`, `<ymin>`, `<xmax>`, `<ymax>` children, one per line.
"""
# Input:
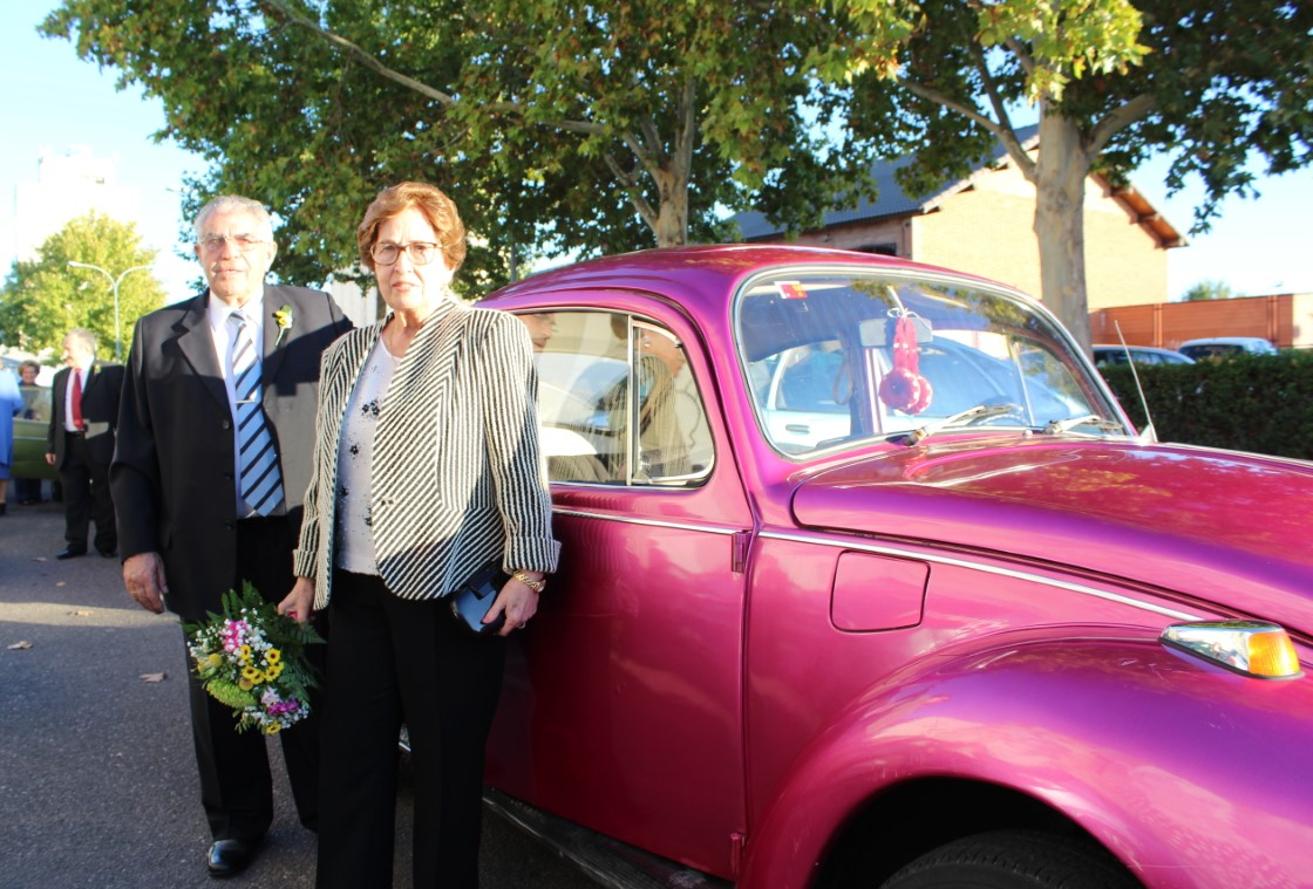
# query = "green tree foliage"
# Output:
<box><xmin>43</xmin><ymin>0</ymin><xmax>868</xmax><ymax>291</ymax></box>
<box><xmin>821</xmin><ymin>0</ymin><xmax>1313</xmax><ymax>350</ymax></box>
<box><xmin>1181</xmin><ymin>279</ymin><xmax>1234</xmax><ymax>302</ymax></box>
<box><xmin>0</xmin><ymin>213</ymin><xmax>165</xmax><ymax>357</ymax></box>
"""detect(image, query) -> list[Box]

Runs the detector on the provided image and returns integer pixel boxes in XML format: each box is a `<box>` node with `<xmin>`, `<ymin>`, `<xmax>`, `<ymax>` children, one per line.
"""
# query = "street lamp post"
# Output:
<box><xmin>66</xmin><ymin>261</ymin><xmax>153</xmax><ymax>361</ymax></box>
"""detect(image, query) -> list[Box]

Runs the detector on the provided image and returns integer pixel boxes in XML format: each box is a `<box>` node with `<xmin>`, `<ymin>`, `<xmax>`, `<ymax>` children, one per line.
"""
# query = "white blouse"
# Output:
<box><xmin>333</xmin><ymin>337</ymin><xmax>399</xmax><ymax>574</ymax></box>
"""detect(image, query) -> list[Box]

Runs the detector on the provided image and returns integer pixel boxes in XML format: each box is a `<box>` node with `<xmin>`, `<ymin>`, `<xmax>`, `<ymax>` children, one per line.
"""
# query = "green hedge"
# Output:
<box><xmin>1099</xmin><ymin>351</ymin><xmax>1313</xmax><ymax>461</ymax></box>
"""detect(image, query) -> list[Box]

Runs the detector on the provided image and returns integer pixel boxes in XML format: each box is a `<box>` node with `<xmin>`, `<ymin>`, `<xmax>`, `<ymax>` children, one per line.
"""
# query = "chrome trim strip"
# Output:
<box><xmin>553</xmin><ymin>507</ymin><xmax>741</xmax><ymax>536</ymax></box>
<box><xmin>759</xmin><ymin>529</ymin><xmax>1202</xmax><ymax>622</ymax></box>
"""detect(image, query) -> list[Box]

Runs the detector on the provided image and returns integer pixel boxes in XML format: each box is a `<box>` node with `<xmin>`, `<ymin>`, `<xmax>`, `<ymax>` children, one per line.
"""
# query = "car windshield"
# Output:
<box><xmin>735</xmin><ymin>271</ymin><xmax>1128</xmax><ymax>456</ymax></box>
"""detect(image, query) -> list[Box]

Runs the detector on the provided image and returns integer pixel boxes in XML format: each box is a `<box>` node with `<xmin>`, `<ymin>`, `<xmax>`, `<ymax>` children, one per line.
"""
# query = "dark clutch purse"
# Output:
<box><xmin>448</xmin><ymin>561</ymin><xmax>509</xmax><ymax>636</ymax></box>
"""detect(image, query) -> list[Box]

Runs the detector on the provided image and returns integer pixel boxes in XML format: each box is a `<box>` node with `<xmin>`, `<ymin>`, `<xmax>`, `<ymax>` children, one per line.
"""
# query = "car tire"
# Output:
<box><xmin>879</xmin><ymin>830</ymin><xmax>1139</xmax><ymax>889</ymax></box>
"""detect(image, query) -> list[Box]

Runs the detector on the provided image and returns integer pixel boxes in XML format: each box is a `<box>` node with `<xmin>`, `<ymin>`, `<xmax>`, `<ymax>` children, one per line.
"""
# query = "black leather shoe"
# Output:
<box><xmin>55</xmin><ymin>546</ymin><xmax>87</xmax><ymax>560</ymax></box>
<box><xmin>98</xmin><ymin>548</ymin><xmax>118</xmax><ymax>558</ymax></box>
<box><xmin>207</xmin><ymin>838</ymin><xmax>259</xmax><ymax>879</ymax></box>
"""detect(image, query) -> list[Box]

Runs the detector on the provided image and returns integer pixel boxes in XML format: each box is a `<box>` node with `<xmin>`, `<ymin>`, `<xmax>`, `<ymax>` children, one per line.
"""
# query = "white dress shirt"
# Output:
<box><xmin>333</xmin><ymin>337</ymin><xmax>399</xmax><ymax>575</ymax></box>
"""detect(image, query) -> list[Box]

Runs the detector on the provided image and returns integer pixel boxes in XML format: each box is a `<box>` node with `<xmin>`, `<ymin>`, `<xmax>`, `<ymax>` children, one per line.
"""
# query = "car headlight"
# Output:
<box><xmin>1161</xmin><ymin>621</ymin><xmax>1303</xmax><ymax>680</ymax></box>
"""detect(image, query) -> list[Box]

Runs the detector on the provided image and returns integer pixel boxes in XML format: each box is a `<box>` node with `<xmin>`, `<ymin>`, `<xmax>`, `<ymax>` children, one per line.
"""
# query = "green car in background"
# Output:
<box><xmin>12</xmin><ymin>384</ymin><xmax>57</xmax><ymax>482</ymax></box>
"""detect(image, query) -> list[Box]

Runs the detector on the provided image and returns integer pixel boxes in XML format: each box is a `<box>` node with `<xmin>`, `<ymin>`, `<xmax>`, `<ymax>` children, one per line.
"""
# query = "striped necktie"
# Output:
<box><xmin>227</xmin><ymin>311</ymin><xmax>284</xmax><ymax>517</ymax></box>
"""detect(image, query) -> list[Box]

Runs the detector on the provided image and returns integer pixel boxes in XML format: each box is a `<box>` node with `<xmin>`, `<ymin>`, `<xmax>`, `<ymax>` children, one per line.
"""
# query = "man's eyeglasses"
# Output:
<box><xmin>199</xmin><ymin>233</ymin><xmax>267</xmax><ymax>253</ymax></box>
<box><xmin>371</xmin><ymin>241</ymin><xmax>441</xmax><ymax>266</ymax></box>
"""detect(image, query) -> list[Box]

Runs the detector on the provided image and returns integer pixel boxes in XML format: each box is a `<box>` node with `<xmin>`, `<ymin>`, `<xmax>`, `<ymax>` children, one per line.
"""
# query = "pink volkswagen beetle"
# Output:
<box><xmin>480</xmin><ymin>245</ymin><xmax>1313</xmax><ymax>889</ymax></box>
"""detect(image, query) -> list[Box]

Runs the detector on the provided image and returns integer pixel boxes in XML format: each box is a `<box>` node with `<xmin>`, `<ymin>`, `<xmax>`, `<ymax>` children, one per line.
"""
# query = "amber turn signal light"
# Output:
<box><xmin>1161</xmin><ymin>621</ymin><xmax>1304</xmax><ymax>680</ymax></box>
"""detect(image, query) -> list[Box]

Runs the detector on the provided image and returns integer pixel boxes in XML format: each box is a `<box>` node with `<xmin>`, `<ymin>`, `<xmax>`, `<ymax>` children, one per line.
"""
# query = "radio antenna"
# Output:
<box><xmin>1114</xmin><ymin>321</ymin><xmax>1156</xmax><ymax>443</ymax></box>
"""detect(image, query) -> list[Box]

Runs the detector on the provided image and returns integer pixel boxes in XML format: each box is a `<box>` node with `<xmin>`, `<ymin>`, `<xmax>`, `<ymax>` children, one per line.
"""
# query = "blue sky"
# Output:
<box><xmin>3</xmin><ymin>3</ymin><xmax>1311</xmax><ymax>301</ymax></box>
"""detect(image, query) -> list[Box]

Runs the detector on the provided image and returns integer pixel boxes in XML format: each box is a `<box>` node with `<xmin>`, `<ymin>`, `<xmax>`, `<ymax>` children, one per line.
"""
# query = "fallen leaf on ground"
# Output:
<box><xmin>139</xmin><ymin>672</ymin><xmax>167</xmax><ymax>683</ymax></box>
<box><xmin>68</xmin><ymin>610</ymin><xmax>93</xmax><ymax>617</ymax></box>
<box><xmin>55</xmin><ymin>581</ymin><xmax>66</xmax><ymax>587</ymax></box>
<box><xmin>8</xmin><ymin>641</ymin><xmax>33</xmax><ymax>650</ymax></box>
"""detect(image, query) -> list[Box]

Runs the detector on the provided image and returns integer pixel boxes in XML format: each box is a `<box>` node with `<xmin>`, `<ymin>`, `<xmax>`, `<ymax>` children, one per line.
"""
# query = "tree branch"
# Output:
<box><xmin>639</xmin><ymin>116</ymin><xmax>665</xmax><ymax>165</ymax></box>
<box><xmin>969</xmin><ymin>43</ymin><xmax>1035</xmax><ymax>181</ymax></box>
<box><xmin>260</xmin><ymin>0</ymin><xmax>455</xmax><ymax>106</ymax></box>
<box><xmin>1005</xmin><ymin>36</ymin><xmax>1035</xmax><ymax>78</ymax></box>
<box><xmin>604</xmin><ymin>152</ymin><xmax>658</xmax><ymax>229</ymax></box>
<box><xmin>675</xmin><ymin>77</ymin><xmax>697</xmax><ymax>176</ymax></box>
<box><xmin>900</xmin><ymin>79</ymin><xmax>998</xmax><ymax>133</ymax></box>
<box><xmin>1088</xmin><ymin>93</ymin><xmax>1156</xmax><ymax>157</ymax></box>
<box><xmin>259</xmin><ymin>0</ymin><xmax>607</xmax><ymax>136</ymax></box>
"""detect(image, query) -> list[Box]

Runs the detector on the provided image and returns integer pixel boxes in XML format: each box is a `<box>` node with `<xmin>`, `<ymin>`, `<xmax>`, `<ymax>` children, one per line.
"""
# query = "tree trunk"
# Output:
<box><xmin>1032</xmin><ymin>114</ymin><xmax>1094</xmax><ymax>352</ymax></box>
<box><xmin>650</xmin><ymin>165</ymin><xmax>690</xmax><ymax>247</ymax></box>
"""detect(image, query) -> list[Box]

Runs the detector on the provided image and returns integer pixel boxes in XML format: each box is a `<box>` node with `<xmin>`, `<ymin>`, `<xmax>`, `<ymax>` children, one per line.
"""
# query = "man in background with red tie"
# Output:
<box><xmin>46</xmin><ymin>328</ymin><xmax>122</xmax><ymax>559</ymax></box>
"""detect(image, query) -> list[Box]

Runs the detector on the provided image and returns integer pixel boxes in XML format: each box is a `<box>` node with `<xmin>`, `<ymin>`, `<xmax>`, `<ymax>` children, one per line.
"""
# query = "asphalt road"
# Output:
<box><xmin>0</xmin><ymin>501</ymin><xmax>598</xmax><ymax>889</ymax></box>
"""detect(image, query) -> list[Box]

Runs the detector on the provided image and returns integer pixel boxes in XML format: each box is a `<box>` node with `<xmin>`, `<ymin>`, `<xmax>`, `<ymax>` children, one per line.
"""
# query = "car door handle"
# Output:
<box><xmin>785</xmin><ymin>424</ymin><xmax>810</xmax><ymax>433</ymax></box>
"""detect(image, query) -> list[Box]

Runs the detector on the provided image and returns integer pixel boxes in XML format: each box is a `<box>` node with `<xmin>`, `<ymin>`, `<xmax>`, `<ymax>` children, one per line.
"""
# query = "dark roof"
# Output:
<box><xmin>731</xmin><ymin>125</ymin><xmax>1038</xmax><ymax>240</ymax></box>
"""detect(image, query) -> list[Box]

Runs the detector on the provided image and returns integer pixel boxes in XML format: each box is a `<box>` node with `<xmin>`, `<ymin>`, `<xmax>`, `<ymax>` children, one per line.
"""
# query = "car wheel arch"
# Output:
<box><xmin>739</xmin><ymin>633</ymin><xmax>1248</xmax><ymax>889</ymax></box>
<box><xmin>810</xmin><ymin>779</ymin><xmax>1133</xmax><ymax>889</ymax></box>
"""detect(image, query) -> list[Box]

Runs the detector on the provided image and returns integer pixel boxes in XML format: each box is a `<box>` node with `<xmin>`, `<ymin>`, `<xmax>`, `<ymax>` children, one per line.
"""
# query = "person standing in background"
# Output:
<box><xmin>46</xmin><ymin>330</ymin><xmax>122</xmax><ymax>555</ymax></box>
<box><xmin>112</xmin><ymin>194</ymin><xmax>351</xmax><ymax>879</ymax></box>
<box><xmin>14</xmin><ymin>361</ymin><xmax>44</xmax><ymax>505</ymax></box>
<box><xmin>0</xmin><ymin>367</ymin><xmax>23</xmax><ymax>515</ymax></box>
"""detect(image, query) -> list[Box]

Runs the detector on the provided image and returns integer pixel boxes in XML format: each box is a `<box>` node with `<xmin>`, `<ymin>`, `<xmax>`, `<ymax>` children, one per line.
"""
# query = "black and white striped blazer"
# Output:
<box><xmin>293</xmin><ymin>298</ymin><xmax>560</xmax><ymax>609</ymax></box>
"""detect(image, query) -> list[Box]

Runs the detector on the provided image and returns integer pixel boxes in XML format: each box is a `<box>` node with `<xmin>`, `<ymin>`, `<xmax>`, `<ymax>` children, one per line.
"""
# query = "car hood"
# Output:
<box><xmin>791</xmin><ymin>437</ymin><xmax>1313</xmax><ymax>634</ymax></box>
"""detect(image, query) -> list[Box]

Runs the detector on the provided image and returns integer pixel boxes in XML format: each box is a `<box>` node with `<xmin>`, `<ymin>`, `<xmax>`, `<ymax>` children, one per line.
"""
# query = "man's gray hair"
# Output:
<box><xmin>65</xmin><ymin>328</ymin><xmax>98</xmax><ymax>355</ymax></box>
<box><xmin>193</xmin><ymin>195</ymin><xmax>276</xmax><ymax>242</ymax></box>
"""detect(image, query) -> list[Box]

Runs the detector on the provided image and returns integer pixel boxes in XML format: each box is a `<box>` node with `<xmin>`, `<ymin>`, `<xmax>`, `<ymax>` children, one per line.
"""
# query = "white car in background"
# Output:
<box><xmin>1177</xmin><ymin>336</ymin><xmax>1278</xmax><ymax>360</ymax></box>
<box><xmin>1092</xmin><ymin>344</ymin><xmax>1195</xmax><ymax>367</ymax></box>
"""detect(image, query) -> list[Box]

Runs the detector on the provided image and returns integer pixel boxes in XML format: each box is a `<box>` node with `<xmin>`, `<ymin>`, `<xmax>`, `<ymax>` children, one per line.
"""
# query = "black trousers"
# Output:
<box><xmin>317</xmin><ymin>570</ymin><xmax>507</xmax><ymax>889</ymax></box>
<box><xmin>12</xmin><ymin>476</ymin><xmax>41</xmax><ymax>503</ymax></box>
<box><xmin>184</xmin><ymin>516</ymin><xmax>322</xmax><ymax>842</ymax></box>
<box><xmin>59</xmin><ymin>433</ymin><xmax>115</xmax><ymax>552</ymax></box>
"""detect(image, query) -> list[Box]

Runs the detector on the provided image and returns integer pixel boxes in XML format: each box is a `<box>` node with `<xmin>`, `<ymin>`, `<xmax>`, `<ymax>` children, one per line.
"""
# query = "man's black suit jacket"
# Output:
<box><xmin>111</xmin><ymin>284</ymin><xmax>352</xmax><ymax>620</ymax></box>
<box><xmin>48</xmin><ymin>362</ymin><xmax>125</xmax><ymax>469</ymax></box>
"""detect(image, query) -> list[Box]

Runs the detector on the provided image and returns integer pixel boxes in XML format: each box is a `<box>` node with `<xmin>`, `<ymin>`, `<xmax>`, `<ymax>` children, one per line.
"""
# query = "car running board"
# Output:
<box><xmin>483</xmin><ymin>788</ymin><xmax>732</xmax><ymax>889</ymax></box>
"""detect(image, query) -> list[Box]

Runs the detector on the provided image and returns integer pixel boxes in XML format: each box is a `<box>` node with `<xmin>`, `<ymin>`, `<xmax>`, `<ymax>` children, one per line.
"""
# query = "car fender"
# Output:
<box><xmin>740</xmin><ymin>632</ymin><xmax>1313</xmax><ymax>889</ymax></box>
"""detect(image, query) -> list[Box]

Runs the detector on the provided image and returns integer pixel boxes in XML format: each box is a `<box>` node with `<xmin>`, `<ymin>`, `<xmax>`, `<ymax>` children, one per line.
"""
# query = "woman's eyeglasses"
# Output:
<box><xmin>371</xmin><ymin>241</ymin><xmax>441</xmax><ymax>266</ymax></box>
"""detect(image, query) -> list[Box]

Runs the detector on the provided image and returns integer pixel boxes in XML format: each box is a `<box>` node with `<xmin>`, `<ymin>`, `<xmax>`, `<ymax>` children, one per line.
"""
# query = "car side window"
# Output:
<box><xmin>518</xmin><ymin>310</ymin><xmax>713</xmax><ymax>487</ymax></box>
<box><xmin>632</xmin><ymin>321</ymin><xmax>714</xmax><ymax>485</ymax></box>
<box><xmin>21</xmin><ymin>386</ymin><xmax>53</xmax><ymax>422</ymax></box>
<box><xmin>522</xmin><ymin>310</ymin><xmax>628</xmax><ymax>484</ymax></box>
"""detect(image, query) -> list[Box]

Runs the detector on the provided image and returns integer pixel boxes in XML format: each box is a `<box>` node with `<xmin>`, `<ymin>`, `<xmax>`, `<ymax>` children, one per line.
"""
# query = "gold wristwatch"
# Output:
<box><xmin>511</xmin><ymin>570</ymin><xmax>547</xmax><ymax>594</ymax></box>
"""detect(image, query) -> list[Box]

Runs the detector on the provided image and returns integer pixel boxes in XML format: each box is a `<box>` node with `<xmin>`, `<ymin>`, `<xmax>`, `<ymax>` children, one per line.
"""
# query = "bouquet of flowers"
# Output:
<box><xmin>184</xmin><ymin>582</ymin><xmax>324</xmax><ymax>735</ymax></box>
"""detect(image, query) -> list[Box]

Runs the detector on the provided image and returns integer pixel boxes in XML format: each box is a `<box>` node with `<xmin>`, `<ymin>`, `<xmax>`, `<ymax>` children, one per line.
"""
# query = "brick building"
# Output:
<box><xmin>1090</xmin><ymin>292</ymin><xmax>1313</xmax><ymax>350</ymax></box>
<box><xmin>731</xmin><ymin>127</ymin><xmax>1185</xmax><ymax>311</ymax></box>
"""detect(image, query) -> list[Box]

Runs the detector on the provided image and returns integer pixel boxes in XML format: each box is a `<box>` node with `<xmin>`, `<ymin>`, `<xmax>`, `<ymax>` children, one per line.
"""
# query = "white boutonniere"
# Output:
<box><xmin>273</xmin><ymin>304</ymin><xmax>293</xmax><ymax>347</ymax></box>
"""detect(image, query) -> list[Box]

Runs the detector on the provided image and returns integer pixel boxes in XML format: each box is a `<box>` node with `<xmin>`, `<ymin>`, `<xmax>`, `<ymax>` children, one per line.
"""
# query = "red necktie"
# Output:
<box><xmin>70</xmin><ymin>370</ymin><xmax>86</xmax><ymax>431</ymax></box>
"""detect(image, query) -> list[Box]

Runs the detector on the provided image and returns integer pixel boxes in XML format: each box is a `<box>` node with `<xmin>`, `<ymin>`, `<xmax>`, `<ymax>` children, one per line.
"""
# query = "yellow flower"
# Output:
<box><xmin>264</xmin><ymin>723</ymin><xmax>282</xmax><ymax>735</ymax></box>
<box><xmin>273</xmin><ymin>304</ymin><xmax>293</xmax><ymax>346</ymax></box>
<box><xmin>242</xmin><ymin>666</ymin><xmax>265</xmax><ymax>684</ymax></box>
<box><xmin>265</xmin><ymin>663</ymin><xmax>284</xmax><ymax>680</ymax></box>
<box><xmin>264</xmin><ymin>649</ymin><xmax>282</xmax><ymax>665</ymax></box>
<box><xmin>206</xmin><ymin>653</ymin><xmax>223</xmax><ymax>669</ymax></box>
<box><xmin>238</xmin><ymin>678</ymin><xmax>254</xmax><ymax>690</ymax></box>
<box><xmin>238</xmin><ymin>644</ymin><xmax>253</xmax><ymax>663</ymax></box>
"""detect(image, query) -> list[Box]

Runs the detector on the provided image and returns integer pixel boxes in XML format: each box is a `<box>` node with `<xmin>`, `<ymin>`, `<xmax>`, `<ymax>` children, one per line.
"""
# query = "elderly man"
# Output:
<box><xmin>46</xmin><ymin>330</ymin><xmax>122</xmax><ymax>557</ymax></box>
<box><xmin>112</xmin><ymin>195</ymin><xmax>351</xmax><ymax>878</ymax></box>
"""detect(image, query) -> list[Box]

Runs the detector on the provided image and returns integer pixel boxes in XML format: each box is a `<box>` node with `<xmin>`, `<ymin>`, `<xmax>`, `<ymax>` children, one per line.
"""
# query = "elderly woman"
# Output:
<box><xmin>279</xmin><ymin>181</ymin><xmax>559</xmax><ymax>888</ymax></box>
